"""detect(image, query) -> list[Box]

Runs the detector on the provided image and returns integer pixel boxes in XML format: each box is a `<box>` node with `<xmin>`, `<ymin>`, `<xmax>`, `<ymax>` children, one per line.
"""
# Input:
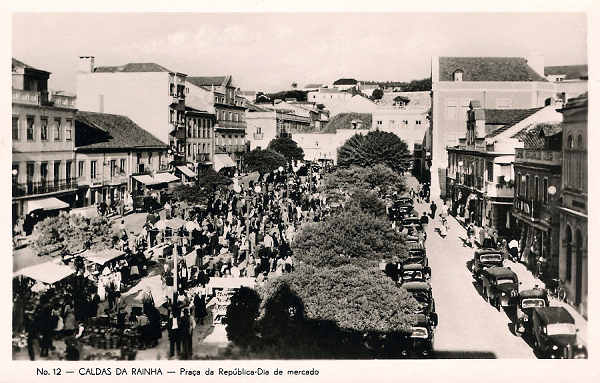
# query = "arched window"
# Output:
<box><xmin>567</xmin><ymin>135</ymin><xmax>573</xmax><ymax>149</ymax></box>
<box><xmin>453</xmin><ymin>70</ymin><xmax>464</xmax><ymax>82</ymax></box>
<box><xmin>577</xmin><ymin>134</ymin><xmax>583</xmax><ymax>149</ymax></box>
<box><xmin>566</xmin><ymin>226</ymin><xmax>573</xmax><ymax>282</ymax></box>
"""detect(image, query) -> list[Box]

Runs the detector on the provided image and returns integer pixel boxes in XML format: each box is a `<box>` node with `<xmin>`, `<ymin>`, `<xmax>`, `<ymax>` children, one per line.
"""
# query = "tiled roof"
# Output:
<box><xmin>12</xmin><ymin>57</ymin><xmax>49</xmax><ymax>73</ymax></box>
<box><xmin>321</xmin><ymin>112</ymin><xmax>372</xmax><ymax>133</ymax></box>
<box><xmin>544</xmin><ymin>65</ymin><xmax>588</xmax><ymax>80</ymax></box>
<box><xmin>562</xmin><ymin>92</ymin><xmax>588</xmax><ymax>111</ymax></box>
<box><xmin>512</xmin><ymin>123</ymin><xmax>562</xmax><ymax>149</ymax></box>
<box><xmin>483</xmin><ymin>108</ymin><xmax>544</xmax><ymax>137</ymax></box>
<box><xmin>93</xmin><ymin>62</ymin><xmax>172</xmax><ymax>73</ymax></box>
<box><xmin>75</xmin><ymin>111</ymin><xmax>168</xmax><ymax>150</ymax></box>
<box><xmin>185</xmin><ymin>106</ymin><xmax>213</xmax><ymax>115</ymax></box>
<box><xmin>439</xmin><ymin>57</ymin><xmax>547</xmax><ymax>82</ymax></box>
<box><xmin>333</xmin><ymin>78</ymin><xmax>358</xmax><ymax>85</ymax></box>
<box><xmin>187</xmin><ymin>76</ymin><xmax>229</xmax><ymax>87</ymax></box>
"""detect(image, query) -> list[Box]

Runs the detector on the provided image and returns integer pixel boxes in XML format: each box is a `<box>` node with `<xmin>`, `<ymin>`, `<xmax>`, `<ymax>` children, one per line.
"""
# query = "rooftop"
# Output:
<box><xmin>333</xmin><ymin>78</ymin><xmax>358</xmax><ymax>85</ymax></box>
<box><xmin>544</xmin><ymin>65</ymin><xmax>588</xmax><ymax>80</ymax></box>
<box><xmin>511</xmin><ymin>122</ymin><xmax>562</xmax><ymax>149</ymax></box>
<box><xmin>75</xmin><ymin>111</ymin><xmax>168</xmax><ymax>150</ymax></box>
<box><xmin>187</xmin><ymin>76</ymin><xmax>230</xmax><ymax>88</ymax></box>
<box><xmin>439</xmin><ymin>57</ymin><xmax>547</xmax><ymax>82</ymax></box>
<box><xmin>321</xmin><ymin>112</ymin><xmax>372</xmax><ymax>133</ymax></box>
<box><xmin>482</xmin><ymin>108</ymin><xmax>543</xmax><ymax>137</ymax></box>
<box><xmin>561</xmin><ymin>92</ymin><xmax>588</xmax><ymax>111</ymax></box>
<box><xmin>93</xmin><ymin>62</ymin><xmax>173</xmax><ymax>73</ymax></box>
<box><xmin>12</xmin><ymin>57</ymin><xmax>50</xmax><ymax>74</ymax></box>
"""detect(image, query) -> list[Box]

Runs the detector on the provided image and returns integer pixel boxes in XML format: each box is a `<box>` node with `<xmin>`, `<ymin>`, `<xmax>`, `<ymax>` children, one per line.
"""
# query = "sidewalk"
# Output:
<box><xmin>441</xmin><ymin>206</ymin><xmax>589</xmax><ymax>347</ymax></box>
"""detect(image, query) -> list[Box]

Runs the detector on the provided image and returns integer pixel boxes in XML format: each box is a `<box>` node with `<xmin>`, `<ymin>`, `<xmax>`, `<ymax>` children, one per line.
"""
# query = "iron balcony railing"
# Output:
<box><xmin>13</xmin><ymin>177</ymin><xmax>78</xmax><ymax>197</ymax></box>
<box><xmin>515</xmin><ymin>148</ymin><xmax>562</xmax><ymax>165</ymax></box>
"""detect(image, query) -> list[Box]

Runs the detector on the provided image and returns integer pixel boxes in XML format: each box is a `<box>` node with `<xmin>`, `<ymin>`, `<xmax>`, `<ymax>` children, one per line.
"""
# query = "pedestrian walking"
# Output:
<box><xmin>430</xmin><ymin>201</ymin><xmax>437</xmax><ymax>219</ymax></box>
<box><xmin>168</xmin><ymin>310</ymin><xmax>181</xmax><ymax>358</ymax></box>
<box><xmin>508</xmin><ymin>238</ymin><xmax>519</xmax><ymax>262</ymax></box>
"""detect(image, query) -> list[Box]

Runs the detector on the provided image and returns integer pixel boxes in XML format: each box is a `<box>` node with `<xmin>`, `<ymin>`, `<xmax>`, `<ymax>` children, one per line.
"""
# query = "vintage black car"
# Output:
<box><xmin>399</xmin><ymin>314</ymin><xmax>435</xmax><ymax>358</ymax></box>
<box><xmin>515</xmin><ymin>287</ymin><xmax>549</xmax><ymax>336</ymax></box>
<box><xmin>481</xmin><ymin>266</ymin><xmax>519</xmax><ymax>310</ymax></box>
<box><xmin>472</xmin><ymin>249</ymin><xmax>504</xmax><ymax>281</ymax></box>
<box><xmin>531</xmin><ymin>307</ymin><xmax>587</xmax><ymax>359</ymax></box>
<box><xmin>396</xmin><ymin>197</ymin><xmax>414</xmax><ymax>206</ymax></box>
<box><xmin>403</xmin><ymin>282</ymin><xmax>437</xmax><ymax>324</ymax></box>
<box><xmin>400</xmin><ymin>263</ymin><xmax>431</xmax><ymax>284</ymax></box>
<box><xmin>390</xmin><ymin>201</ymin><xmax>415</xmax><ymax>221</ymax></box>
<box><xmin>404</xmin><ymin>247</ymin><xmax>428</xmax><ymax>267</ymax></box>
<box><xmin>401</xmin><ymin>217</ymin><xmax>425</xmax><ymax>236</ymax></box>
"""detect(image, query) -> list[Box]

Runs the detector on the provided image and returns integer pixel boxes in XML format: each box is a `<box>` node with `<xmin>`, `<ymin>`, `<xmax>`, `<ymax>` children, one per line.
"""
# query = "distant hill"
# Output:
<box><xmin>360</xmin><ymin>77</ymin><xmax>432</xmax><ymax>92</ymax></box>
<box><xmin>321</xmin><ymin>113</ymin><xmax>372</xmax><ymax>133</ymax></box>
<box><xmin>264</xmin><ymin>90</ymin><xmax>308</xmax><ymax>102</ymax></box>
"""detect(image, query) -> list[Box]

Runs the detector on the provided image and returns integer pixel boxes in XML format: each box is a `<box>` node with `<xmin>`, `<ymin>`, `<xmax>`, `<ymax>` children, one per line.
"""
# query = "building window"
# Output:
<box><xmin>402</xmin><ymin>120</ymin><xmax>408</xmax><ymax>125</ymax></box>
<box><xmin>187</xmin><ymin>144</ymin><xmax>191</xmax><ymax>157</ymax></box>
<box><xmin>543</xmin><ymin>178</ymin><xmax>548</xmax><ymax>204</ymax></box>
<box><xmin>453</xmin><ymin>70</ymin><xmax>463</xmax><ymax>81</ymax></box>
<box><xmin>567</xmin><ymin>135</ymin><xmax>573</xmax><ymax>149</ymax></box>
<box><xmin>416</xmin><ymin>120</ymin><xmax>422</xmax><ymax>125</ymax></box>
<box><xmin>120</xmin><ymin>159</ymin><xmax>126</xmax><ymax>174</ymax></box>
<box><xmin>78</xmin><ymin>161</ymin><xmax>84</xmax><ymax>178</ymax></box>
<box><xmin>26</xmin><ymin>117</ymin><xmax>35</xmax><ymax>140</ymax></box>
<box><xmin>54</xmin><ymin>118</ymin><xmax>61</xmax><ymax>140</ymax></box>
<box><xmin>66</xmin><ymin>161</ymin><xmax>72</xmax><ymax>180</ymax></box>
<box><xmin>577</xmin><ymin>134</ymin><xmax>583</xmax><ymax>149</ymax></box>
<box><xmin>110</xmin><ymin>160</ymin><xmax>116</xmax><ymax>177</ymax></box>
<box><xmin>525</xmin><ymin>174</ymin><xmax>530</xmax><ymax>199</ymax></box>
<box><xmin>53</xmin><ymin>161</ymin><xmax>60</xmax><ymax>184</ymax></box>
<box><xmin>377</xmin><ymin>120</ymin><xmax>382</xmax><ymax>125</ymax></box>
<box><xmin>565</xmin><ymin>226</ymin><xmax>572</xmax><ymax>282</ymax></box>
<box><xmin>40</xmin><ymin>162</ymin><xmax>48</xmax><ymax>184</ymax></box>
<box><xmin>535</xmin><ymin>176</ymin><xmax>539</xmax><ymax>201</ymax></box>
<box><xmin>487</xmin><ymin>161</ymin><xmax>494</xmax><ymax>182</ymax></box>
<box><xmin>40</xmin><ymin>118</ymin><xmax>48</xmax><ymax>141</ymax></box>
<box><xmin>65</xmin><ymin>120</ymin><xmax>72</xmax><ymax>141</ymax></box>
<box><xmin>12</xmin><ymin>116</ymin><xmax>19</xmax><ymax>140</ymax></box>
<box><xmin>91</xmin><ymin>160</ymin><xmax>97</xmax><ymax>180</ymax></box>
<box><xmin>170</xmin><ymin>110</ymin><xmax>175</xmax><ymax>123</ymax></box>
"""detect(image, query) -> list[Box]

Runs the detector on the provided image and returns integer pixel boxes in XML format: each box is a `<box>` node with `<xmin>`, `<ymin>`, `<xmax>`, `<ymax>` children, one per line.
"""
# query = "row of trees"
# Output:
<box><xmin>224</xmin><ymin>155</ymin><xmax>420</xmax><ymax>357</ymax></box>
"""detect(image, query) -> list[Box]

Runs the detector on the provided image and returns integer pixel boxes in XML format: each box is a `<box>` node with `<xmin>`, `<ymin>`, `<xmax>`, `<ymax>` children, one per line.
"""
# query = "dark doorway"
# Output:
<box><xmin>575</xmin><ymin>229</ymin><xmax>583</xmax><ymax>305</ymax></box>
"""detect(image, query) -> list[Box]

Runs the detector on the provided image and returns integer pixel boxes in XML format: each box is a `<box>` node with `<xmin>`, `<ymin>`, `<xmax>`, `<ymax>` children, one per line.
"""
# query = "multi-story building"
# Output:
<box><xmin>332</xmin><ymin>78</ymin><xmax>358</xmax><ymax>91</ymax></box>
<box><xmin>186</xmin><ymin>76</ymin><xmax>247</xmax><ymax>171</ymax></box>
<box><xmin>183</xmin><ymin>106</ymin><xmax>216</xmax><ymax>175</ymax></box>
<box><xmin>431</xmin><ymin>55</ymin><xmax>556</xmax><ymax>198</ymax></box>
<box><xmin>544</xmin><ymin>65</ymin><xmax>587</xmax><ymax>103</ymax></box>
<box><xmin>76</xmin><ymin>56</ymin><xmax>188</xmax><ymax>164</ymax></box>
<box><xmin>557</xmin><ymin>93</ymin><xmax>587</xmax><ymax>318</ymax></box>
<box><xmin>511</xmin><ymin>123</ymin><xmax>562</xmax><ymax>277</ymax></box>
<box><xmin>74</xmin><ymin>111</ymin><xmax>170</xmax><ymax>205</ymax></box>
<box><xmin>371</xmin><ymin>107</ymin><xmax>429</xmax><ymax>154</ymax></box>
<box><xmin>12</xmin><ymin>58</ymin><xmax>78</xmax><ymax>224</ymax></box>
<box><xmin>446</xmin><ymin>102</ymin><xmax>561</xmax><ymax>236</ymax></box>
<box><xmin>246</xmin><ymin>104</ymin><xmax>312</xmax><ymax>150</ymax></box>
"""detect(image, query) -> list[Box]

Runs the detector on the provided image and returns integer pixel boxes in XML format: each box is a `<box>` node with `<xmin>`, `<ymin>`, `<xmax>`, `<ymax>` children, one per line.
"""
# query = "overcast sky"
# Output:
<box><xmin>12</xmin><ymin>13</ymin><xmax>587</xmax><ymax>93</ymax></box>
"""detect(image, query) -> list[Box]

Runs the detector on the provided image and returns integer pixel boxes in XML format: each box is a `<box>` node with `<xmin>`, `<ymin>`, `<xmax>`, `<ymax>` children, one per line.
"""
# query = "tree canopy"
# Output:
<box><xmin>32</xmin><ymin>212</ymin><xmax>115</xmax><ymax>255</ymax></box>
<box><xmin>223</xmin><ymin>287</ymin><xmax>262</xmax><ymax>348</ymax></box>
<box><xmin>346</xmin><ymin>189</ymin><xmax>387</xmax><ymax>218</ymax></box>
<box><xmin>198</xmin><ymin>168</ymin><xmax>232</xmax><ymax>190</ymax></box>
<box><xmin>321</xmin><ymin>165</ymin><xmax>405</xmax><ymax>202</ymax></box>
<box><xmin>291</xmin><ymin>209</ymin><xmax>408</xmax><ymax>268</ymax></box>
<box><xmin>243</xmin><ymin>149</ymin><xmax>287</xmax><ymax>174</ymax></box>
<box><xmin>371</xmin><ymin>88</ymin><xmax>384</xmax><ymax>100</ymax></box>
<box><xmin>337</xmin><ymin>131</ymin><xmax>410</xmax><ymax>172</ymax></box>
<box><xmin>259</xmin><ymin>265</ymin><xmax>418</xmax><ymax>334</ymax></box>
<box><xmin>268</xmin><ymin>137</ymin><xmax>305</xmax><ymax>162</ymax></box>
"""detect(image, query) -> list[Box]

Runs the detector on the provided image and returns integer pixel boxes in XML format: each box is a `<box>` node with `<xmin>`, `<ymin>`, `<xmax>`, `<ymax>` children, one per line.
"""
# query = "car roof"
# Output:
<box><xmin>403</xmin><ymin>281</ymin><xmax>431</xmax><ymax>291</ymax></box>
<box><xmin>520</xmin><ymin>288</ymin><xmax>548</xmax><ymax>299</ymax></box>
<box><xmin>476</xmin><ymin>249</ymin><xmax>504</xmax><ymax>256</ymax></box>
<box><xmin>534</xmin><ymin>307</ymin><xmax>574</xmax><ymax>324</ymax></box>
<box><xmin>403</xmin><ymin>263</ymin><xmax>424</xmax><ymax>270</ymax></box>
<box><xmin>484</xmin><ymin>266</ymin><xmax>517</xmax><ymax>279</ymax></box>
<box><xmin>413</xmin><ymin>314</ymin><xmax>429</xmax><ymax>326</ymax></box>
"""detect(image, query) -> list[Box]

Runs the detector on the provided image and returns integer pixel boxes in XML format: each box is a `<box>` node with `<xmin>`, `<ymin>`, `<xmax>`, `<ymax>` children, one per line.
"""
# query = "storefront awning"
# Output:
<box><xmin>26</xmin><ymin>197</ymin><xmax>69</xmax><ymax>214</ymax></box>
<box><xmin>14</xmin><ymin>261</ymin><xmax>75</xmax><ymax>284</ymax></box>
<box><xmin>177</xmin><ymin>165</ymin><xmax>197</xmax><ymax>178</ymax></box>
<box><xmin>133</xmin><ymin>174</ymin><xmax>156</xmax><ymax>185</ymax></box>
<box><xmin>81</xmin><ymin>248</ymin><xmax>125</xmax><ymax>265</ymax></box>
<box><xmin>153</xmin><ymin>172</ymin><xmax>180</xmax><ymax>184</ymax></box>
<box><xmin>214</xmin><ymin>154</ymin><xmax>236</xmax><ymax>172</ymax></box>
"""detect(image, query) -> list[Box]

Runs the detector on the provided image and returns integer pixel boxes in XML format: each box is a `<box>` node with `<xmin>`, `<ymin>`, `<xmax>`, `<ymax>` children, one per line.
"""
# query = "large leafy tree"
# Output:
<box><xmin>321</xmin><ymin>165</ymin><xmax>405</xmax><ymax>204</ymax></box>
<box><xmin>292</xmin><ymin>209</ymin><xmax>408</xmax><ymax>268</ymax></box>
<box><xmin>243</xmin><ymin>149</ymin><xmax>287</xmax><ymax>174</ymax></box>
<box><xmin>268</xmin><ymin>137</ymin><xmax>305</xmax><ymax>162</ymax></box>
<box><xmin>258</xmin><ymin>264</ymin><xmax>418</xmax><ymax>338</ymax></box>
<box><xmin>337</xmin><ymin>131</ymin><xmax>409</xmax><ymax>172</ymax></box>
<box><xmin>32</xmin><ymin>212</ymin><xmax>115</xmax><ymax>255</ymax></box>
<box><xmin>198</xmin><ymin>168</ymin><xmax>232</xmax><ymax>190</ymax></box>
<box><xmin>346</xmin><ymin>189</ymin><xmax>386</xmax><ymax>218</ymax></box>
<box><xmin>172</xmin><ymin>184</ymin><xmax>212</xmax><ymax>206</ymax></box>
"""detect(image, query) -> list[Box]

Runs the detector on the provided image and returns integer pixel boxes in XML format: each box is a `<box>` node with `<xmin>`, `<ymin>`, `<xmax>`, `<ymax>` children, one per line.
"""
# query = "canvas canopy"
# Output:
<box><xmin>26</xmin><ymin>197</ymin><xmax>69</xmax><ymax>214</ymax></box>
<box><xmin>14</xmin><ymin>261</ymin><xmax>75</xmax><ymax>284</ymax></box>
<box><xmin>214</xmin><ymin>154</ymin><xmax>236</xmax><ymax>172</ymax></box>
<box><xmin>133</xmin><ymin>173</ymin><xmax>179</xmax><ymax>186</ymax></box>
<box><xmin>81</xmin><ymin>248</ymin><xmax>125</xmax><ymax>265</ymax></box>
<box><xmin>206</xmin><ymin>277</ymin><xmax>255</xmax><ymax>293</ymax></box>
<box><xmin>177</xmin><ymin>165</ymin><xmax>197</xmax><ymax>178</ymax></box>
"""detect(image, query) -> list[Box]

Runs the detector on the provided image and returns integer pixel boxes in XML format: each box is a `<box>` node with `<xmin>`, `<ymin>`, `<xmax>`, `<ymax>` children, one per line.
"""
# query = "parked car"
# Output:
<box><xmin>399</xmin><ymin>313</ymin><xmax>435</xmax><ymax>358</ymax></box>
<box><xmin>400</xmin><ymin>263</ymin><xmax>431</xmax><ymax>284</ymax></box>
<box><xmin>515</xmin><ymin>287</ymin><xmax>549</xmax><ymax>336</ymax></box>
<box><xmin>403</xmin><ymin>281</ymin><xmax>438</xmax><ymax>326</ymax></box>
<box><xmin>472</xmin><ymin>249</ymin><xmax>504</xmax><ymax>281</ymax></box>
<box><xmin>531</xmin><ymin>307</ymin><xmax>587</xmax><ymax>359</ymax></box>
<box><xmin>481</xmin><ymin>266</ymin><xmax>519</xmax><ymax>311</ymax></box>
<box><xmin>403</xmin><ymin>247</ymin><xmax>428</xmax><ymax>267</ymax></box>
<box><xmin>396</xmin><ymin>196</ymin><xmax>414</xmax><ymax>206</ymax></box>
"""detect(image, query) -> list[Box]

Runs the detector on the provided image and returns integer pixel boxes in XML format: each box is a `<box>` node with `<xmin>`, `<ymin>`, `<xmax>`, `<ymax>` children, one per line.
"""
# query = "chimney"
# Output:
<box><xmin>78</xmin><ymin>56</ymin><xmax>95</xmax><ymax>73</ymax></box>
<box><xmin>526</xmin><ymin>53</ymin><xmax>545</xmax><ymax>79</ymax></box>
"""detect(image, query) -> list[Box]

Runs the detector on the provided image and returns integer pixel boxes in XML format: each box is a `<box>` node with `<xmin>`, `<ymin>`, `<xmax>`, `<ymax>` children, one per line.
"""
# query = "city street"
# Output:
<box><xmin>416</xmin><ymin>201</ymin><xmax>536</xmax><ymax>359</ymax></box>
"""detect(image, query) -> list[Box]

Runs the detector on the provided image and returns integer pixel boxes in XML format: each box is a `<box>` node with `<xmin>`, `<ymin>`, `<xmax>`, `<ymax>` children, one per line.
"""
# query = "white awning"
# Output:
<box><xmin>494</xmin><ymin>155</ymin><xmax>514</xmax><ymax>164</ymax></box>
<box><xmin>153</xmin><ymin>172</ymin><xmax>180</xmax><ymax>184</ymax></box>
<box><xmin>177</xmin><ymin>165</ymin><xmax>197</xmax><ymax>178</ymax></box>
<box><xmin>214</xmin><ymin>154</ymin><xmax>236</xmax><ymax>172</ymax></box>
<box><xmin>132</xmin><ymin>174</ymin><xmax>156</xmax><ymax>185</ymax></box>
<box><xmin>26</xmin><ymin>197</ymin><xmax>69</xmax><ymax>214</ymax></box>
<box><xmin>81</xmin><ymin>248</ymin><xmax>125</xmax><ymax>265</ymax></box>
<box><xmin>14</xmin><ymin>261</ymin><xmax>75</xmax><ymax>284</ymax></box>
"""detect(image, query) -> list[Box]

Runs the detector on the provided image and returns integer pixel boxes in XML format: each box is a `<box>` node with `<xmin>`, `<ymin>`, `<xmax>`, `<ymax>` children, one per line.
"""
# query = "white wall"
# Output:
<box><xmin>246</xmin><ymin>111</ymin><xmax>277</xmax><ymax>150</ymax></box>
<box><xmin>77</xmin><ymin>72</ymin><xmax>170</xmax><ymax>144</ymax></box>
<box><xmin>371</xmin><ymin>108</ymin><xmax>429</xmax><ymax>153</ymax></box>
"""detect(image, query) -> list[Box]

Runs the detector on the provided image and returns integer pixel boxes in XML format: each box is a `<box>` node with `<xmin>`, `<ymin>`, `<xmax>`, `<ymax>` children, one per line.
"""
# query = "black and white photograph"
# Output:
<box><xmin>8</xmin><ymin>6</ymin><xmax>592</xmax><ymax>367</ymax></box>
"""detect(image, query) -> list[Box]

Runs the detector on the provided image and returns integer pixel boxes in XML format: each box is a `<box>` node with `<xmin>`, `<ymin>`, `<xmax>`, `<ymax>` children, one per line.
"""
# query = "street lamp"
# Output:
<box><xmin>547</xmin><ymin>185</ymin><xmax>557</xmax><ymax>196</ymax></box>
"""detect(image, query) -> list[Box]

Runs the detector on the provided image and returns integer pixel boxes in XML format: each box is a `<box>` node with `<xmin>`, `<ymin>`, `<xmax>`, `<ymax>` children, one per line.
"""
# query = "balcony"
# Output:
<box><xmin>513</xmin><ymin>197</ymin><xmax>542</xmax><ymax>220</ymax></box>
<box><xmin>215</xmin><ymin>120</ymin><xmax>246</xmax><ymax>131</ymax></box>
<box><xmin>12</xmin><ymin>89</ymin><xmax>40</xmax><ymax>105</ymax></box>
<box><xmin>515</xmin><ymin>148</ymin><xmax>562</xmax><ymax>166</ymax></box>
<box><xmin>50</xmin><ymin>94</ymin><xmax>76</xmax><ymax>108</ymax></box>
<box><xmin>13</xmin><ymin>178</ymin><xmax>78</xmax><ymax>198</ymax></box>
<box><xmin>215</xmin><ymin>144</ymin><xmax>246</xmax><ymax>154</ymax></box>
<box><xmin>253</xmin><ymin>133</ymin><xmax>264</xmax><ymax>140</ymax></box>
<box><xmin>485</xmin><ymin>179</ymin><xmax>514</xmax><ymax>198</ymax></box>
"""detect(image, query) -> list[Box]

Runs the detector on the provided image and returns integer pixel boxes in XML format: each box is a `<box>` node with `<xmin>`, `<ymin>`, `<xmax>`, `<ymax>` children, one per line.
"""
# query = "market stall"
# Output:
<box><xmin>80</xmin><ymin>248</ymin><xmax>126</xmax><ymax>300</ymax></box>
<box><xmin>14</xmin><ymin>261</ymin><xmax>75</xmax><ymax>285</ymax></box>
